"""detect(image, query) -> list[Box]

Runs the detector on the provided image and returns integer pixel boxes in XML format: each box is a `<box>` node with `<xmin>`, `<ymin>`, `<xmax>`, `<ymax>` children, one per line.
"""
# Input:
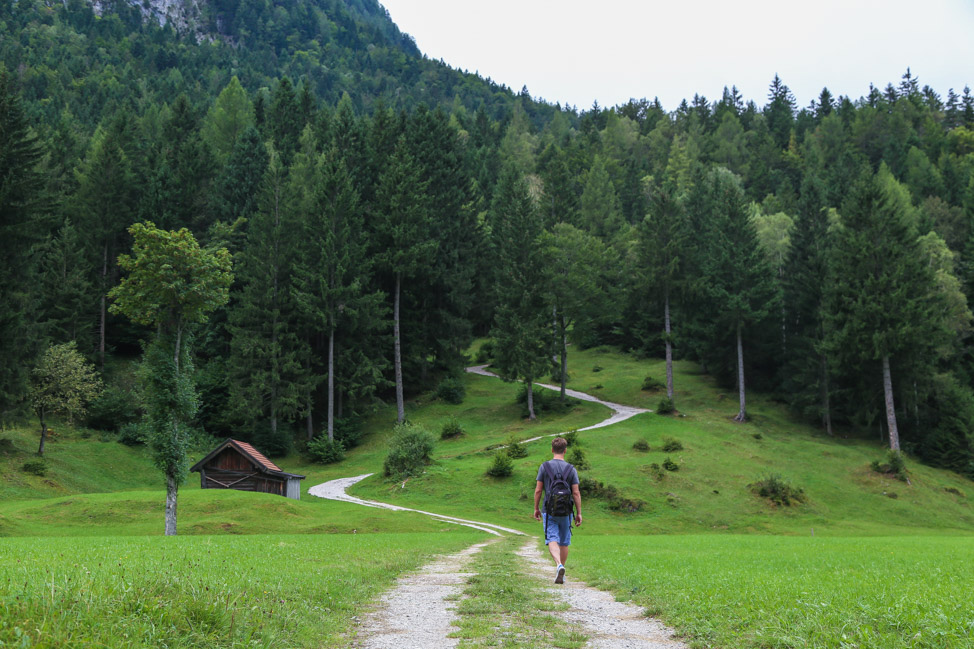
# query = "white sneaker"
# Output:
<box><xmin>555</xmin><ymin>564</ymin><xmax>565</xmax><ymax>584</ymax></box>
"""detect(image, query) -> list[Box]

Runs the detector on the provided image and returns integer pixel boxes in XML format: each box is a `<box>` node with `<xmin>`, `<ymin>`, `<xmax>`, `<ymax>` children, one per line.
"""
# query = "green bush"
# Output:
<box><xmin>436</xmin><ymin>377</ymin><xmax>466</xmax><ymax>405</ymax></box>
<box><xmin>86</xmin><ymin>386</ymin><xmax>140</xmax><ymax>432</ymax></box>
<box><xmin>647</xmin><ymin>463</ymin><xmax>665</xmax><ymax>480</ymax></box>
<box><xmin>662</xmin><ymin>457</ymin><xmax>679</xmax><ymax>471</ymax></box>
<box><xmin>0</xmin><ymin>438</ymin><xmax>16</xmax><ymax>454</ymax></box>
<box><xmin>641</xmin><ymin>376</ymin><xmax>665</xmax><ymax>391</ymax></box>
<box><xmin>578</xmin><ymin>477</ymin><xmax>644</xmax><ymax>512</ymax></box>
<box><xmin>567</xmin><ymin>446</ymin><xmax>590</xmax><ymax>470</ymax></box>
<box><xmin>592</xmin><ymin>364</ymin><xmax>603</xmax><ymax>373</ymax></box>
<box><xmin>117</xmin><ymin>422</ymin><xmax>147</xmax><ymax>446</ymax></box>
<box><xmin>440</xmin><ymin>416</ymin><xmax>464</xmax><ymax>439</ymax></box>
<box><xmin>871</xmin><ymin>450</ymin><xmax>909</xmax><ymax>482</ymax></box>
<box><xmin>486</xmin><ymin>452</ymin><xmax>513</xmax><ymax>477</ymax></box>
<box><xmin>563</xmin><ymin>429</ymin><xmax>579</xmax><ymax>447</ymax></box>
<box><xmin>22</xmin><ymin>460</ymin><xmax>47</xmax><ymax>476</ymax></box>
<box><xmin>475</xmin><ymin>340</ymin><xmax>495</xmax><ymax>364</ymax></box>
<box><xmin>750</xmin><ymin>474</ymin><xmax>806</xmax><ymax>506</ymax></box>
<box><xmin>632</xmin><ymin>439</ymin><xmax>650</xmax><ymax>452</ymax></box>
<box><xmin>656</xmin><ymin>397</ymin><xmax>676</xmax><ymax>415</ymax></box>
<box><xmin>662</xmin><ymin>437</ymin><xmax>683</xmax><ymax>452</ymax></box>
<box><xmin>333</xmin><ymin>417</ymin><xmax>365</xmax><ymax>450</ymax></box>
<box><xmin>506</xmin><ymin>436</ymin><xmax>528</xmax><ymax>459</ymax></box>
<box><xmin>307</xmin><ymin>436</ymin><xmax>346</xmax><ymax>464</ymax></box>
<box><xmin>383</xmin><ymin>422</ymin><xmax>435</xmax><ymax>479</ymax></box>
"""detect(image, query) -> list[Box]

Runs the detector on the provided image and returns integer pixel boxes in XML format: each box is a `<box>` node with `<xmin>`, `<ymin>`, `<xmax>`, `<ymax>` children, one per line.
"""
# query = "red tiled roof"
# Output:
<box><xmin>232</xmin><ymin>440</ymin><xmax>282</xmax><ymax>472</ymax></box>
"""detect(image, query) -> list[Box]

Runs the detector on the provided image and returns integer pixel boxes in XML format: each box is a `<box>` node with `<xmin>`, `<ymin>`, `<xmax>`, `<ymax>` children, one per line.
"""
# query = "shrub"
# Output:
<box><xmin>0</xmin><ymin>438</ymin><xmax>16</xmax><ymax>454</ymax></box>
<box><xmin>383</xmin><ymin>422</ymin><xmax>435</xmax><ymax>479</ymax></box>
<box><xmin>592</xmin><ymin>364</ymin><xmax>603</xmax><ymax>373</ymax></box>
<box><xmin>567</xmin><ymin>446</ymin><xmax>590</xmax><ymax>470</ymax></box>
<box><xmin>662</xmin><ymin>457</ymin><xmax>679</xmax><ymax>471</ymax></box>
<box><xmin>750</xmin><ymin>474</ymin><xmax>806</xmax><ymax>506</ymax></box>
<box><xmin>641</xmin><ymin>376</ymin><xmax>665</xmax><ymax>391</ymax></box>
<box><xmin>647</xmin><ymin>463</ymin><xmax>665</xmax><ymax>480</ymax></box>
<box><xmin>440</xmin><ymin>416</ymin><xmax>464</xmax><ymax>439</ymax></box>
<box><xmin>436</xmin><ymin>377</ymin><xmax>466</xmax><ymax>405</ymax></box>
<box><xmin>85</xmin><ymin>386</ymin><xmax>140</xmax><ymax>432</ymax></box>
<box><xmin>661</xmin><ymin>437</ymin><xmax>683</xmax><ymax>452</ymax></box>
<box><xmin>632</xmin><ymin>439</ymin><xmax>650</xmax><ymax>452</ymax></box>
<box><xmin>870</xmin><ymin>450</ymin><xmax>910</xmax><ymax>482</ymax></box>
<box><xmin>578</xmin><ymin>477</ymin><xmax>644</xmax><ymax>512</ymax></box>
<box><xmin>752</xmin><ymin>432</ymin><xmax>763</xmax><ymax>440</ymax></box>
<box><xmin>117</xmin><ymin>422</ymin><xmax>147</xmax><ymax>446</ymax></box>
<box><xmin>563</xmin><ymin>430</ymin><xmax>579</xmax><ymax>447</ymax></box>
<box><xmin>506</xmin><ymin>436</ymin><xmax>528</xmax><ymax>459</ymax></box>
<box><xmin>656</xmin><ymin>397</ymin><xmax>675</xmax><ymax>415</ymax></box>
<box><xmin>307</xmin><ymin>436</ymin><xmax>346</xmax><ymax>464</ymax></box>
<box><xmin>486</xmin><ymin>452</ymin><xmax>513</xmax><ymax>477</ymax></box>
<box><xmin>333</xmin><ymin>417</ymin><xmax>365</xmax><ymax>450</ymax></box>
<box><xmin>475</xmin><ymin>339</ymin><xmax>495</xmax><ymax>364</ymax></box>
<box><xmin>22</xmin><ymin>460</ymin><xmax>47</xmax><ymax>476</ymax></box>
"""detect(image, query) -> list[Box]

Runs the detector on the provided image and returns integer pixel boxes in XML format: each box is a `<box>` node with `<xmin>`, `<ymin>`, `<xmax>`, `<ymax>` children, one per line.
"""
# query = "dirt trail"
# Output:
<box><xmin>349</xmin><ymin>542</ymin><xmax>491</xmax><ymax>649</ymax></box>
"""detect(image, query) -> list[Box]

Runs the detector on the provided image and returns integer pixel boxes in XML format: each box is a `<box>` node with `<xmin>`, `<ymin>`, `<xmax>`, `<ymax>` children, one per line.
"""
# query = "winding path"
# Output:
<box><xmin>308</xmin><ymin>365</ymin><xmax>650</xmax><ymax>531</ymax></box>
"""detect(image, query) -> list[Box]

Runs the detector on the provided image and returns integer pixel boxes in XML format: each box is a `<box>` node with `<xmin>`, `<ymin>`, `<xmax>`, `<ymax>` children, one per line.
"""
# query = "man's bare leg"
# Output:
<box><xmin>559</xmin><ymin>545</ymin><xmax>569</xmax><ymax>566</ymax></box>
<box><xmin>547</xmin><ymin>540</ymin><xmax>562</xmax><ymax>565</ymax></box>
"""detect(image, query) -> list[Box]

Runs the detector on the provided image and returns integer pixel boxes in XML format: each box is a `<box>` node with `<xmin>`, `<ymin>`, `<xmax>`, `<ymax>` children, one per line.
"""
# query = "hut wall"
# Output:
<box><xmin>286</xmin><ymin>478</ymin><xmax>301</xmax><ymax>500</ymax></box>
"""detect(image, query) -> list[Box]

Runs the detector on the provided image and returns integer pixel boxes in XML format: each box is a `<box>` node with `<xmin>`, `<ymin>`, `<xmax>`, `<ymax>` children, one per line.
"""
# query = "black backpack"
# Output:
<box><xmin>542</xmin><ymin>461</ymin><xmax>575</xmax><ymax>518</ymax></box>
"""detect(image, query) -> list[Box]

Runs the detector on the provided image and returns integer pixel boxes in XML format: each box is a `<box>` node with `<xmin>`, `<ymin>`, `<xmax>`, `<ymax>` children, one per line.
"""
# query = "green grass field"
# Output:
<box><xmin>3</xmin><ymin>342</ymin><xmax>974</xmax><ymax>648</ymax></box>
<box><xmin>569</xmin><ymin>534</ymin><xmax>974</xmax><ymax>649</ymax></box>
<box><xmin>0</xmin><ymin>532</ymin><xmax>483</xmax><ymax>648</ymax></box>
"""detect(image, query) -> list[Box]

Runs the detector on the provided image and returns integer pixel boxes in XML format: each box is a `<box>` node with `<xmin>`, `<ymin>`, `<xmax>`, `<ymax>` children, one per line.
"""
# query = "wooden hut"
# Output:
<box><xmin>190</xmin><ymin>439</ymin><xmax>304</xmax><ymax>500</ymax></box>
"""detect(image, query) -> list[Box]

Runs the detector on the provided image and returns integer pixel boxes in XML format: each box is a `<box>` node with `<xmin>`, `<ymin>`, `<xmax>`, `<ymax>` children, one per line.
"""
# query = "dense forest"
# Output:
<box><xmin>3</xmin><ymin>0</ymin><xmax>974</xmax><ymax>480</ymax></box>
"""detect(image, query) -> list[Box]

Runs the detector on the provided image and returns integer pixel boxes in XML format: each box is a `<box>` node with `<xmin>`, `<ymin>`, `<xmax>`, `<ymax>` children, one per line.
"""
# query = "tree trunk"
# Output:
<box><xmin>883</xmin><ymin>355</ymin><xmax>900</xmax><ymax>451</ymax></box>
<box><xmin>559</xmin><ymin>314</ymin><xmax>568</xmax><ymax>404</ymax></box>
<box><xmin>100</xmin><ymin>242</ymin><xmax>108</xmax><ymax>368</ymax></box>
<box><xmin>37</xmin><ymin>410</ymin><xmax>47</xmax><ymax>456</ymax></box>
<box><xmin>327</xmin><ymin>325</ymin><xmax>335</xmax><ymax>442</ymax></box>
<box><xmin>820</xmin><ymin>354</ymin><xmax>833</xmax><ymax>436</ymax></box>
<box><xmin>664</xmin><ymin>293</ymin><xmax>674</xmax><ymax>400</ymax></box>
<box><xmin>526</xmin><ymin>379</ymin><xmax>536</xmax><ymax>420</ymax></box>
<box><xmin>394</xmin><ymin>272</ymin><xmax>405</xmax><ymax>423</ymax></box>
<box><xmin>552</xmin><ymin>305</ymin><xmax>559</xmax><ymax>367</ymax></box>
<box><xmin>734</xmin><ymin>321</ymin><xmax>746</xmax><ymax>422</ymax></box>
<box><xmin>164</xmin><ymin>471</ymin><xmax>178</xmax><ymax>536</ymax></box>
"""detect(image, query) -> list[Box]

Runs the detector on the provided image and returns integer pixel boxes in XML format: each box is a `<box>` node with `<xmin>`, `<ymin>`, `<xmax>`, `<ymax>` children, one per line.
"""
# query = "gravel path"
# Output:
<box><xmin>349</xmin><ymin>542</ymin><xmax>491</xmax><ymax>649</ymax></box>
<box><xmin>465</xmin><ymin>365</ymin><xmax>650</xmax><ymax>441</ymax></box>
<box><xmin>516</xmin><ymin>540</ymin><xmax>688</xmax><ymax>649</ymax></box>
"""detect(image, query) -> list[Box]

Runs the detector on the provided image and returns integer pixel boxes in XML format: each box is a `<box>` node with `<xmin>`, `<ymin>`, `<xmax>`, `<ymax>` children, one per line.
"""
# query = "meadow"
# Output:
<box><xmin>569</xmin><ymin>534</ymin><xmax>974</xmax><ymax>649</ymax></box>
<box><xmin>3</xmin><ymin>344</ymin><xmax>974</xmax><ymax>648</ymax></box>
<box><xmin>0</xmin><ymin>532</ymin><xmax>483</xmax><ymax>648</ymax></box>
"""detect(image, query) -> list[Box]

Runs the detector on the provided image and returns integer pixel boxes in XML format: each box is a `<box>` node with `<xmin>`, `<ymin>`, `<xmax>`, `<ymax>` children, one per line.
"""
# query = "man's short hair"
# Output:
<box><xmin>551</xmin><ymin>437</ymin><xmax>568</xmax><ymax>454</ymax></box>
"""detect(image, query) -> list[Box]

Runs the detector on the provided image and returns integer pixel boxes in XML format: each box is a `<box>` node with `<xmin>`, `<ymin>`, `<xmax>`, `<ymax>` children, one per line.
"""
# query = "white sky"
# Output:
<box><xmin>378</xmin><ymin>0</ymin><xmax>974</xmax><ymax>111</ymax></box>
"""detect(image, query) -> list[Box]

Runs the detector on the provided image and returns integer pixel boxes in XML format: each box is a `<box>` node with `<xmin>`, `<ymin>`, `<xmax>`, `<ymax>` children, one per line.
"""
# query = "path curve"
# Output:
<box><xmin>308</xmin><ymin>474</ymin><xmax>525</xmax><ymax>536</ymax></box>
<box><xmin>308</xmin><ymin>365</ymin><xmax>650</xmax><ymax>532</ymax></box>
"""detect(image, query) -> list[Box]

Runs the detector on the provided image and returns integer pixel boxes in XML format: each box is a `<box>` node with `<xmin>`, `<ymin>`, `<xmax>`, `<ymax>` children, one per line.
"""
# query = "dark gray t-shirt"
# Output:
<box><xmin>536</xmin><ymin>459</ymin><xmax>579</xmax><ymax>498</ymax></box>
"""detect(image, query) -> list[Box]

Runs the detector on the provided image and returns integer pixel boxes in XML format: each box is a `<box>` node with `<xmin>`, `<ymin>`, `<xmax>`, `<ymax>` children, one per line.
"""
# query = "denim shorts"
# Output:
<box><xmin>542</xmin><ymin>513</ymin><xmax>572</xmax><ymax>545</ymax></box>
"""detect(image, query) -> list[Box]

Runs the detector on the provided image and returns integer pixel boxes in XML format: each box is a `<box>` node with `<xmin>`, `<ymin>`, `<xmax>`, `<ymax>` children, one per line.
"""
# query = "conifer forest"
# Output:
<box><xmin>4</xmin><ymin>0</ymin><xmax>974</xmax><ymax>481</ymax></box>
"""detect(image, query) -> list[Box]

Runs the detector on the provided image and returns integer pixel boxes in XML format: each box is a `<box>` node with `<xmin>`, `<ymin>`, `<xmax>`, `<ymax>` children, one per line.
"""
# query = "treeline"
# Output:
<box><xmin>3</xmin><ymin>3</ymin><xmax>974</xmax><ymax>479</ymax></box>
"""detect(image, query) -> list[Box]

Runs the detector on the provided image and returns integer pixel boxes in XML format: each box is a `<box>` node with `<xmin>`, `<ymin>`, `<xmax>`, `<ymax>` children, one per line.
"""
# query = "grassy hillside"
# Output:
<box><xmin>344</xmin><ymin>345</ymin><xmax>974</xmax><ymax>536</ymax></box>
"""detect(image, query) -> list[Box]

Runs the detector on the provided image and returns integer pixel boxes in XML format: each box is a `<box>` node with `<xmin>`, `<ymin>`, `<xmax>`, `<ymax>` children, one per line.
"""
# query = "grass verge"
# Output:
<box><xmin>451</xmin><ymin>536</ymin><xmax>586</xmax><ymax>648</ymax></box>
<box><xmin>571</xmin><ymin>534</ymin><xmax>974</xmax><ymax>649</ymax></box>
<box><xmin>0</xmin><ymin>532</ymin><xmax>484</xmax><ymax>648</ymax></box>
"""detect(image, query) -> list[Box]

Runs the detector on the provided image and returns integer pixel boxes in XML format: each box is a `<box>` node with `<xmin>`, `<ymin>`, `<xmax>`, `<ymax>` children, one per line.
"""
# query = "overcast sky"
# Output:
<box><xmin>378</xmin><ymin>0</ymin><xmax>974</xmax><ymax>111</ymax></box>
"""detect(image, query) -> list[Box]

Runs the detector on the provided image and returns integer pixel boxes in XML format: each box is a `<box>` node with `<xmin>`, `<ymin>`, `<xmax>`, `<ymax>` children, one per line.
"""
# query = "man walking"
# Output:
<box><xmin>533</xmin><ymin>436</ymin><xmax>582</xmax><ymax>584</ymax></box>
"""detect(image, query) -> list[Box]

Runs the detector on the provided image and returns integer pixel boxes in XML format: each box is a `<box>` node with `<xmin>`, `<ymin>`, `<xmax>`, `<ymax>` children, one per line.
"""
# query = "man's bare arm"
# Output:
<box><xmin>571</xmin><ymin>484</ymin><xmax>583</xmax><ymax>525</ymax></box>
<box><xmin>533</xmin><ymin>481</ymin><xmax>544</xmax><ymax>520</ymax></box>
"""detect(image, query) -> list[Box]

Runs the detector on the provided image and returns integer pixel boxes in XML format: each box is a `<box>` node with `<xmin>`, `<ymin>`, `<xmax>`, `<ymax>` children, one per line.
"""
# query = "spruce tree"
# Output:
<box><xmin>490</xmin><ymin>165</ymin><xmax>549</xmax><ymax>420</ymax></box>
<box><xmin>824</xmin><ymin>167</ymin><xmax>949</xmax><ymax>450</ymax></box>
<box><xmin>227</xmin><ymin>149</ymin><xmax>308</xmax><ymax>453</ymax></box>
<box><xmin>291</xmin><ymin>147</ymin><xmax>381</xmax><ymax>441</ymax></box>
<box><xmin>0</xmin><ymin>66</ymin><xmax>47</xmax><ymax>426</ymax></box>
<box><xmin>374</xmin><ymin>137</ymin><xmax>434</xmax><ymax>423</ymax></box>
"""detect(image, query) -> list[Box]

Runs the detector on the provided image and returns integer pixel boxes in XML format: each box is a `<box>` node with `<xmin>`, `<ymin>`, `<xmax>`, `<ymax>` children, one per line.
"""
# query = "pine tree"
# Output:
<box><xmin>637</xmin><ymin>183</ymin><xmax>690</xmax><ymax>401</ymax></box>
<box><xmin>699</xmin><ymin>168</ymin><xmax>778</xmax><ymax>421</ymax></box>
<box><xmin>824</xmin><ymin>167</ymin><xmax>949</xmax><ymax>450</ymax></box>
<box><xmin>374</xmin><ymin>137</ymin><xmax>434</xmax><ymax>423</ymax></box>
<box><xmin>215</xmin><ymin>125</ymin><xmax>268</xmax><ymax>223</ymax></box>
<box><xmin>202</xmin><ymin>76</ymin><xmax>254</xmax><ymax>163</ymax></box>
<box><xmin>579</xmin><ymin>155</ymin><xmax>624</xmax><ymax>239</ymax></box>
<box><xmin>34</xmin><ymin>218</ymin><xmax>95</xmax><ymax>346</ymax></box>
<box><xmin>0</xmin><ymin>66</ymin><xmax>47</xmax><ymax>426</ymax></box>
<box><xmin>291</xmin><ymin>147</ymin><xmax>380</xmax><ymax>441</ymax></box>
<box><xmin>227</xmin><ymin>149</ymin><xmax>308</xmax><ymax>453</ymax></box>
<box><xmin>490</xmin><ymin>165</ymin><xmax>549</xmax><ymax>419</ymax></box>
